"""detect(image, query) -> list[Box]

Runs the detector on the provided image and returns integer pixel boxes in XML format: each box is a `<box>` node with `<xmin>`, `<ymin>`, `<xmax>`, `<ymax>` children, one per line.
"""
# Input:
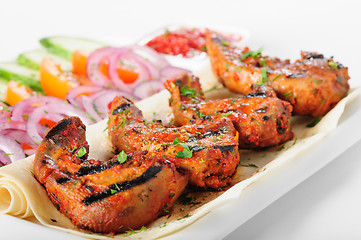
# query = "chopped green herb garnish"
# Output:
<box><xmin>173</xmin><ymin>138</ymin><xmax>193</xmax><ymax>158</ymax></box>
<box><xmin>117</xmin><ymin>151</ymin><xmax>127</xmax><ymax>164</ymax></box>
<box><xmin>220</xmin><ymin>111</ymin><xmax>234</xmax><ymax>117</ymax></box>
<box><xmin>66</xmin><ymin>143</ymin><xmax>77</xmax><ymax>153</ymax></box>
<box><xmin>180</xmin><ymin>85</ymin><xmax>196</xmax><ymax>98</ymax></box>
<box><xmin>312</xmin><ymin>78</ymin><xmax>323</xmax><ymax>85</ymax></box>
<box><xmin>284</xmin><ymin>91</ymin><xmax>292</xmax><ymax>98</ymax></box>
<box><xmin>259</xmin><ymin>59</ymin><xmax>267</xmax><ymax>67</ymax></box>
<box><xmin>273</xmin><ymin>74</ymin><xmax>282</xmax><ymax>81</ymax></box>
<box><xmin>241</xmin><ymin>48</ymin><xmax>263</xmax><ymax>59</ymax></box>
<box><xmin>125</xmin><ymin>226</ymin><xmax>148</xmax><ymax>236</ymax></box>
<box><xmin>50</xmin><ymin>218</ymin><xmax>57</xmax><ymax>222</ymax></box>
<box><xmin>240</xmin><ymin>163</ymin><xmax>259</xmax><ymax>168</ymax></box>
<box><xmin>177</xmin><ymin>214</ymin><xmax>191</xmax><ymax>221</ymax></box>
<box><xmin>222</xmin><ymin>40</ymin><xmax>230</xmax><ymax>46</ymax></box>
<box><xmin>76</xmin><ymin>147</ymin><xmax>87</xmax><ymax>158</ymax></box>
<box><xmin>256</xmin><ymin>68</ymin><xmax>269</xmax><ymax>86</ymax></box>
<box><xmin>328</xmin><ymin>61</ymin><xmax>339</xmax><ymax>70</ymax></box>
<box><xmin>277</xmin><ymin>145</ymin><xmax>285</xmax><ymax>151</ymax></box>
<box><xmin>111</xmin><ymin>116</ymin><xmax>126</xmax><ymax>131</ymax></box>
<box><xmin>0</xmin><ymin>152</ymin><xmax>14</xmax><ymax>156</ymax></box>
<box><xmin>306</xmin><ymin>116</ymin><xmax>322</xmax><ymax>128</ymax></box>
<box><xmin>204</xmin><ymin>85</ymin><xmax>217</xmax><ymax>93</ymax></box>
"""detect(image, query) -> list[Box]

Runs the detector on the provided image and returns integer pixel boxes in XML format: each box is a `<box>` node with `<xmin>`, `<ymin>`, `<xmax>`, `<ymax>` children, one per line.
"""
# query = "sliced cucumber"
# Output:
<box><xmin>17</xmin><ymin>48</ymin><xmax>72</xmax><ymax>71</ymax></box>
<box><xmin>0</xmin><ymin>77</ymin><xmax>8</xmax><ymax>101</ymax></box>
<box><xmin>0</xmin><ymin>62</ymin><xmax>42</xmax><ymax>92</ymax></box>
<box><xmin>40</xmin><ymin>36</ymin><xmax>106</xmax><ymax>60</ymax></box>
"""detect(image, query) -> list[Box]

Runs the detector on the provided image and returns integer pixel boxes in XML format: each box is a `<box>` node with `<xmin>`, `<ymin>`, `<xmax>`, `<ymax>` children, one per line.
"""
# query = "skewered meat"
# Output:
<box><xmin>33</xmin><ymin>116</ymin><xmax>188</xmax><ymax>233</ymax></box>
<box><xmin>205</xmin><ymin>29</ymin><xmax>350</xmax><ymax>116</ymax></box>
<box><xmin>108</xmin><ymin>96</ymin><xmax>240</xmax><ymax>189</ymax></box>
<box><xmin>164</xmin><ymin>73</ymin><xmax>293</xmax><ymax>148</ymax></box>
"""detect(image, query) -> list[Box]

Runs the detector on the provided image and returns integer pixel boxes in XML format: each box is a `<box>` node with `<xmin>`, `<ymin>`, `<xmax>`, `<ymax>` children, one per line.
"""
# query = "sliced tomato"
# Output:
<box><xmin>40</xmin><ymin>58</ymin><xmax>79</xmax><ymax>99</ymax></box>
<box><xmin>38</xmin><ymin>118</ymin><xmax>57</xmax><ymax>128</ymax></box>
<box><xmin>72</xmin><ymin>50</ymin><xmax>89</xmax><ymax>76</ymax></box>
<box><xmin>21</xmin><ymin>143</ymin><xmax>34</xmax><ymax>151</ymax></box>
<box><xmin>99</xmin><ymin>58</ymin><xmax>110</xmax><ymax>79</ymax></box>
<box><xmin>6</xmin><ymin>80</ymin><xmax>35</xmax><ymax>106</ymax></box>
<box><xmin>117</xmin><ymin>65</ymin><xmax>139</xmax><ymax>84</ymax></box>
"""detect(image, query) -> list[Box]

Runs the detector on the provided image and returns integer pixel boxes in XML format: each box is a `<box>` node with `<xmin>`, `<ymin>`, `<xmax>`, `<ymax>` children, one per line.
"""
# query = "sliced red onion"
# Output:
<box><xmin>0</xmin><ymin>135</ymin><xmax>25</xmax><ymax>166</ymax></box>
<box><xmin>26</xmin><ymin>102</ymin><xmax>93</xmax><ymax>144</ymax></box>
<box><xmin>108</xmin><ymin>50</ymin><xmax>150</xmax><ymax>91</ymax></box>
<box><xmin>91</xmin><ymin>89</ymin><xmax>137</xmax><ymax>119</ymax></box>
<box><xmin>2</xmin><ymin>129</ymin><xmax>35</xmax><ymax>147</ymax></box>
<box><xmin>87</xmin><ymin>47</ymin><xmax>124</xmax><ymax>86</ymax></box>
<box><xmin>11</xmin><ymin>96</ymin><xmax>64</xmax><ymax>122</ymax></box>
<box><xmin>66</xmin><ymin>85</ymin><xmax>103</xmax><ymax>109</ymax></box>
<box><xmin>159</xmin><ymin>65</ymin><xmax>190</xmax><ymax>82</ymax></box>
<box><xmin>128</xmin><ymin>45</ymin><xmax>170</xmax><ymax>69</ymax></box>
<box><xmin>80</xmin><ymin>95</ymin><xmax>102</xmax><ymax>122</ymax></box>
<box><xmin>0</xmin><ymin>118</ymin><xmax>26</xmax><ymax>132</ymax></box>
<box><xmin>133</xmin><ymin>81</ymin><xmax>164</xmax><ymax>99</ymax></box>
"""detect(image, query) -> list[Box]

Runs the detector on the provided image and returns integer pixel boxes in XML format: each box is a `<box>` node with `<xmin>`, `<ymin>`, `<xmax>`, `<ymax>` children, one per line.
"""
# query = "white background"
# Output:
<box><xmin>1</xmin><ymin>0</ymin><xmax>361</xmax><ymax>239</ymax></box>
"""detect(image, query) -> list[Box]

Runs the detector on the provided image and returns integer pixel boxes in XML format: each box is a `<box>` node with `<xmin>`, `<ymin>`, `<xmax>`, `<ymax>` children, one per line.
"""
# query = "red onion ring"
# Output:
<box><xmin>90</xmin><ymin>89</ymin><xmax>136</xmax><ymax>119</ymax></box>
<box><xmin>26</xmin><ymin>102</ymin><xmax>93</xmax><ymax>144</ymax></box>
<box><xmin>87</xmin><ymin>47</ymin><xmax>125</xmax><ymax>86</ymax></box>
<box><xmin>133</xmin><ymin>81</ymin><xmax>164</xmax><ymax>99</ymax></box>
<box><xmin>107</xmin><ymin>49</ymin><xmax>151</xmax><ymax>91</ymax></box>
<box><xmin>11</xmin><ymin>96</ymin><xmax>64</xmax><ymax>122</ymax></box>
<box><xmin>128</xmin><ymin>45</ymin><xmax>170</xmax><ymax>69</ymax></box>
<box><xmin>66</xmin><ymin>85</ymin><xmax>104</xmax><ymax>109</ymax></box>
<box><xmin>0</xmin><ymin>119</ymin><xmax>26</xmax><ymax>132</ymax></box>
<box><xmin>80</xmin><ymin>95</ymin><xmax>102</xmax><ymax>122</ymax></box>
<box><xmin>159</xmin><ymin>66</ymin><xmax>190</xmax><ymax>82</ymax></box>
<box><xmin>0</xmin><ymin>135</ymin><xmax>25</xmax><ymax>166</ymax></box>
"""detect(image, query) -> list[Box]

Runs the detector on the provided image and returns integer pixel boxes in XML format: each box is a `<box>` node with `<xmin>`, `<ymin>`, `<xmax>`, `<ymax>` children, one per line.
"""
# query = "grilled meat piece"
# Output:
<box><xmin>205</xmin><ymin>29</ymin><xmax>350</xmax><ymax>116</ymax></box>
<box><xmin>34</xmin><ymin>116</ymin><xmax>188</xmax><ymax>233</ymax></box>
<box><xmin>164</xmin><ymin>73</ymin><xmax>293</xmax><ymax>148</ymax></box>
<box><xmin>108</xmin><ymin>96</ymin><xmax>240</xmax><ymax>189</ymax></box>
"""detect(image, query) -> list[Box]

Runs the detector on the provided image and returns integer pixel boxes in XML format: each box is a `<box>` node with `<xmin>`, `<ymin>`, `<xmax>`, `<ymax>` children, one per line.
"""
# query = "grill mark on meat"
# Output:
<box><xmin>213</xmin><ymin>144</ymin><xmax>237</xmax><ymax>152</ymax></box>
<box><xmin>82</xmin><ymin>166</ymin><xmax>163</xmax><ymax>205</ymax></box>
<box><xmin>76</xmin><ymin>161</ymin><xmax>120</xmax><ymax>177</ymax></box>
<box><xmin>286</xmin><ymin>73</ymin><xmax>308</xmax><ymax>78</ymax></box>
<box><xmin>45</xmin><ymin>118</ymin><xmax>72</xmax><ymax>140</ymax></box>
<box><xmin>56</xmin><ymin>177</ymin><xmax>72</xmax><ymax>184</ymax></box>
<box><xmin>112</xmin><ymin>103</ymin><xmax>131</xmax><ymax>115</ymax></box>
<box><xmin>189</xmin><ymin>145</ymin><xmax>207</xmax><ymax>152</ymax></box>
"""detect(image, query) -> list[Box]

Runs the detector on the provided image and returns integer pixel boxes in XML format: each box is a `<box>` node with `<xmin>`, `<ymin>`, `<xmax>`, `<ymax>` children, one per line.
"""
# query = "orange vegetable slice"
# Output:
<box><xmin>40</xmin><ymin>58</ymin><xmax>79</xmax><ymax>99</ymax></box>
<box><xmin>5</xmin><ymin>80</ymin><xmax>35</xmax><ymax>106</ymax></box>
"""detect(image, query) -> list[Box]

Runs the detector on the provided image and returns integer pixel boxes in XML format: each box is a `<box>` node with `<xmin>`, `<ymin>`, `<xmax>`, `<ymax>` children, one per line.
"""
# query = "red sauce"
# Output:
<box><xmin>146</xmin><ymin>28</ymin><xmax>207</xmax><ymax>58</ymax></box>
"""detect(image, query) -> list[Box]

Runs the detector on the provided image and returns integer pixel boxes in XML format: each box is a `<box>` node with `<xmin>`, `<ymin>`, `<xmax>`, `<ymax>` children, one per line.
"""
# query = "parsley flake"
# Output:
<box><xmin>220</xmin><ymin>111</ymin><xmax>234</xmax><ymax>117</ymax></box>
<box><xmin>328</xmin><ymin>61</ymin><xmax>339</xmax><ymax>70</ymax></box>
<box><xmin>117</xmin><ymin>151</ymin><xmax>127</xmax><ymax>164</ymax></box>
<box><xmin>173</xmin><ymin>138</ymin><xmax>193</xmax><ymax>159</ymax></box>
<box><xmin>306</xmin><ymin>117</ymin><xmax>322</xmax><ymax>128</ymax></box>
<box><xmin>180</xmin><ymin>86</ymin><xmax>196</xmax><ymax>97</ymax></box>
<box><xmin>76</xmin><ymin>147</ymin><xmax>87</xmax><ymax>158</ymax></box>
<box><xmin>241</xmin><ymin>48</ymin><xmax>263</xmax><ymax>59</ymax></box>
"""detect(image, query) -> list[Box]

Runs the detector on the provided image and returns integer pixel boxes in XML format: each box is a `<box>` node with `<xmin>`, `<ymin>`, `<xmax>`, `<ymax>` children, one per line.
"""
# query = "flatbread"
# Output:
<box><xmin>0</xmin><ymin>67</ymin><xmax>360</xmax><ymax>239</ymax></box>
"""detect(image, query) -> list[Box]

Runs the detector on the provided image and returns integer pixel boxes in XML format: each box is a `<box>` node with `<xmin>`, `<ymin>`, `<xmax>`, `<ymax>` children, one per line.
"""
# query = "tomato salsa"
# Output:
<box><xmin>146</xmin><ymin>28</ymin><xmax>207</xmax><ymax>57</ymax></box>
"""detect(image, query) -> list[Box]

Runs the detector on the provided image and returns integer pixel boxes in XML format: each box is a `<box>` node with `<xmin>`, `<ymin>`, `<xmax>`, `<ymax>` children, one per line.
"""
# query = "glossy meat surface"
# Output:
<box><xmin>108</xmin><ymin>96</ymin><xmax>240</xmax><ymax>189</ymax></box>
<box><xmin>205</xmin><ymin>29</ymin><xmax>350</xmax><ymax>116</ymax></box>
<box><xmin>34</xmin><ymin>116</ymin><xmax>188</xmax><ymax>233</ymax></box>
<box><xmin>164</xmin><ymin>73</ymin><xmax>293</xmax><ymax>148</ymax></box>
